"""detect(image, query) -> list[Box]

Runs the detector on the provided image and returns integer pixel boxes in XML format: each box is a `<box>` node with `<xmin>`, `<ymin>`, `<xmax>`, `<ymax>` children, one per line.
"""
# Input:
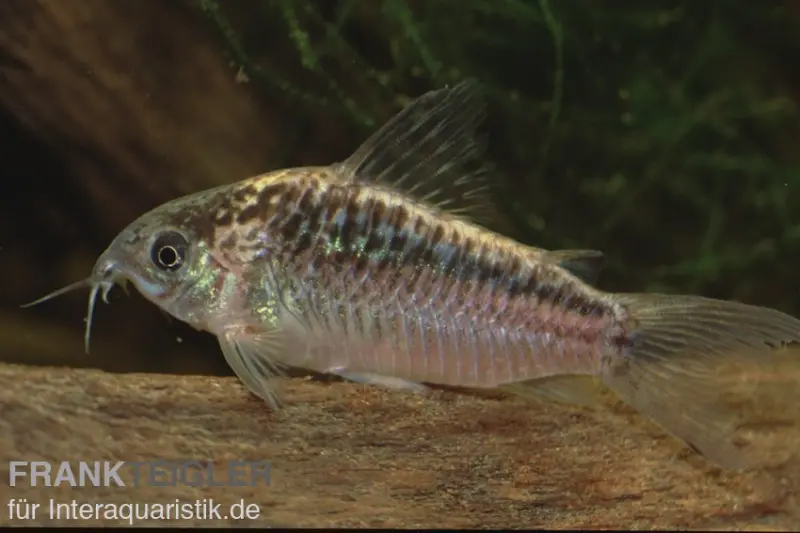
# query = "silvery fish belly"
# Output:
<box><xmin>24</xmin><ymin>79</ymin><xmax>800</xmax><ymax>473</ymax></box>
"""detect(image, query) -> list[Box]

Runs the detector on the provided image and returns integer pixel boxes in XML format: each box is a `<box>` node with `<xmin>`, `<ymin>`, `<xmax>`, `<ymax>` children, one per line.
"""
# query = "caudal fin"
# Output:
<box><xmin>603</xmin><ymin>293</ymin><xmax>800</xmax><ymax>471</ymax></box>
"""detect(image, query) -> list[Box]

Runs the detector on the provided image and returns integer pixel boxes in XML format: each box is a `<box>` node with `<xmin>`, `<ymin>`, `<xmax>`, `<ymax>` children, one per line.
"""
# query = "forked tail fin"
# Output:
<box><xmin>602</xmin><ymin>293</ymin><xmax>800</xmax><ymax>471</ymax></box>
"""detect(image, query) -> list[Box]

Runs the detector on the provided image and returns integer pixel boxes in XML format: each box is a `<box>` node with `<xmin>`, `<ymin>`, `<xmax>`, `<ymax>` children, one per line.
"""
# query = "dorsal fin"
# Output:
<box><xmin>333</xmin><ymin>79</ymin><xmax>500</xmax><ymax>225</ymax></box>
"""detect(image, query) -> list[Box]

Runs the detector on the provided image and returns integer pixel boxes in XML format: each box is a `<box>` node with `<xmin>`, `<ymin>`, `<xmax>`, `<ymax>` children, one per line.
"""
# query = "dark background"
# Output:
<box><xmin>1</xmin><ymin>0</ymin><xmax>799</xmax><ymax>379</ymax></box>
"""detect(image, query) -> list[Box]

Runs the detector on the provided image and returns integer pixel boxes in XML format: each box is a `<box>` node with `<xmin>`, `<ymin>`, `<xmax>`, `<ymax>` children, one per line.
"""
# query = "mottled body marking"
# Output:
<box><xmin>179</xmin><ymin>167</ymin><xmax>625</xmax><ymax>388</ymax></box>
<box><xmin>26</xmin><ymin>79</ymin><xmax>800</xmax><ymax>473</ymax></box>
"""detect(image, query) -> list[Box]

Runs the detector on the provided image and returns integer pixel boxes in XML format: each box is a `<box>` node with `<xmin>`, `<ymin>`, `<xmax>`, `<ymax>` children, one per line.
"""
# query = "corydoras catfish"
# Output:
<box><xmin>24</xmin><ymin>80</ymin><xmax>800</xmax><ymax>472</ymax></box>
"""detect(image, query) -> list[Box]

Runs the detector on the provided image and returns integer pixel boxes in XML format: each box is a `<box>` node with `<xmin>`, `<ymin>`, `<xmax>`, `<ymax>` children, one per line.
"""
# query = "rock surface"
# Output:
<box><xmin>0</xmin><ymin>362</ymin><xmax>797</xmax><ymax>528</ymax></box>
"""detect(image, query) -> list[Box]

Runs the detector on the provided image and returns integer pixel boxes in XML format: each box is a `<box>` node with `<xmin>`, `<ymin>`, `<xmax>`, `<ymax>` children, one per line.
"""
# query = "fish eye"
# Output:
<box><xmin>150</xmin><ymin>231</ymin><xmax>189</xmax><ymax>272</ymax></box>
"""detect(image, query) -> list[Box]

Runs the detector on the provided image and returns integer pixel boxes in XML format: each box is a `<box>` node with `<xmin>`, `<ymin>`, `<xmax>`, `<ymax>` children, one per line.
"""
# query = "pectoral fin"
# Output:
<box><xmin>218</xmin><ymin>327</ymin><xmax>289</xmax><ymax>410</ymax></box>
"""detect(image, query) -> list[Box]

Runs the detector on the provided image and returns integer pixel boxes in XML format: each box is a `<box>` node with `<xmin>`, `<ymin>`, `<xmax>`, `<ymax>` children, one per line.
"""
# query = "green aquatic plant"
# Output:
<box><xmin>196</xmin><ymin>0</ymin><xmax>800</xmax><ymax>311</ymax></box>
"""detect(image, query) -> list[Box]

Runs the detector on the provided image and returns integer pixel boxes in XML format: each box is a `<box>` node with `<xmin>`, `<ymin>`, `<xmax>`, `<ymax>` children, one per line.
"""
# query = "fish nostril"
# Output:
<box><xmin>96</xmin><ymin>259</ymin><xmax>116</xmax><ymax>280</ymax></box>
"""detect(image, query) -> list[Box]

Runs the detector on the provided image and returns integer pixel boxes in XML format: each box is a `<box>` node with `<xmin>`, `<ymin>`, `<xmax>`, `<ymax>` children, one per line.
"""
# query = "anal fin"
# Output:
<box><xmin>499</xmin><ymin>374</ymin><xmax>609</xmax><ymax>409</ymax></box>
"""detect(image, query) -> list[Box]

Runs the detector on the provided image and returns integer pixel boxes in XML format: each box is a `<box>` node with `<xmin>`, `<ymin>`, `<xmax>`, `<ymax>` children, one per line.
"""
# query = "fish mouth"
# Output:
<box><xmin>20</xmin><ymin>258</ymin><xmax>126</xmax><ymax>354</ymax></box>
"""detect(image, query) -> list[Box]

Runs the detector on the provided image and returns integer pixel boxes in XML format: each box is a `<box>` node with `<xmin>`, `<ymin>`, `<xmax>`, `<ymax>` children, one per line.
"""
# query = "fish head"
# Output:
<box><xmin>92</xmin><ymin>187</ymin><xmax>237</xmax><ymax>330</ymax></box>
<box><xmin>94</xmin><ymin>216</ymin><xmax>201</xmax><ymax>313</ymax></box>
<box><xmin>23</xmin><ymin>185</ymin><xmax>238</xmax><ymax>352</ymax></box>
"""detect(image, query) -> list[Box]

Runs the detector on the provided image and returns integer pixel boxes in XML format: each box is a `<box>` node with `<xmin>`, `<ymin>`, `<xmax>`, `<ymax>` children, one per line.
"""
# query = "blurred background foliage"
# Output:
<box><xmin>197</xmin><ymin>0</ymin><xmax>800</xmax><ymax>300</ymax></box>
<box><xmin>1</xmin><ymin>0</ymin><xmax>799</xmax><ymax>375</ymax></box>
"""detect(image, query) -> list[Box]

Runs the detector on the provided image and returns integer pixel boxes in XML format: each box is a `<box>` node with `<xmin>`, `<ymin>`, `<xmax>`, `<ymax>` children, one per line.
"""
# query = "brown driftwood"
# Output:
<box><xmin>0</xmin><ymin>362</ymin><xmax>798</xmax><ymax>528</ymax></box>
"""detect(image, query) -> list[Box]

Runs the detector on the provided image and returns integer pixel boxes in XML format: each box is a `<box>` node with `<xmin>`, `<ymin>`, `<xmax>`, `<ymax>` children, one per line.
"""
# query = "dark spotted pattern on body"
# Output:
<box><xmin>221</xmin><ymin>174</ymin><xmax>621</xmax><ymax>350</ymax></box>
<box><xmin>139</xmin><ymin>169</ymin><xmax>623</xmax><ymax>358</ymax></box>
